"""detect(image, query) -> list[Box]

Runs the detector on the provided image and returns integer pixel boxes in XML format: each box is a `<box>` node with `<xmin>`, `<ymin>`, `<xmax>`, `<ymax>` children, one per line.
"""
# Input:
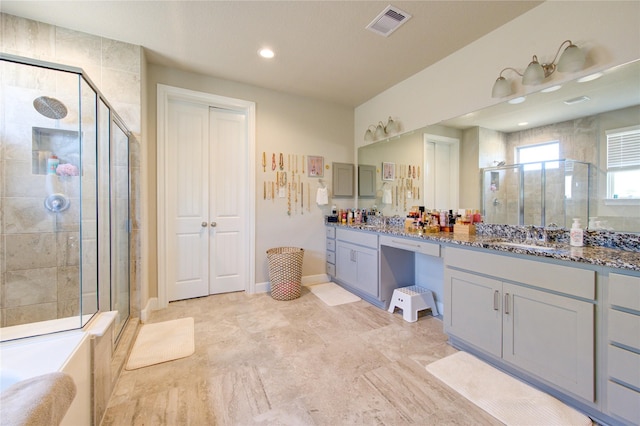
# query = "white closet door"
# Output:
<box><xmin>167</xmin><ymin>100</ymin><xmax>210</xmax><ymax>301</ymax></box>
<box><xmin>209</xmin><ymin>108</ymin><xmax>246</xmax><ymax>294</ymax></box>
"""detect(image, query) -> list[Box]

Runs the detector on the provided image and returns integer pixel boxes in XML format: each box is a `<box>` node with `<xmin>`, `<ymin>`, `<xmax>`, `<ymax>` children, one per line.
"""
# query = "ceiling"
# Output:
<box><xmin>0</xmin><ymin>1</ymin><xmax>542</xmax><ymax>107</ymax></box>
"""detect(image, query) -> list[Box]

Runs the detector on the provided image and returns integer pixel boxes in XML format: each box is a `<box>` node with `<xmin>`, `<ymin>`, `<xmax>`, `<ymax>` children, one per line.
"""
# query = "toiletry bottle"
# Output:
<box><xmin>570</xmin><ymin>218</ymin><xmax>584</xmax><ymax>247</ymax></box>
<box><xmin>47</xmin><ymin>154</ymin><xmax>59</xmax><ymax>175</ymax></box>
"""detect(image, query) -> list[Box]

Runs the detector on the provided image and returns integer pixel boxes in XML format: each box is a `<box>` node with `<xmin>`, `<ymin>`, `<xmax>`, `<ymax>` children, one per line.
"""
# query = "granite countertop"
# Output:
<box><xmin>328</xmin><ymin>223</ymin><xmax>640</xmax><ymax>272</ymax></box>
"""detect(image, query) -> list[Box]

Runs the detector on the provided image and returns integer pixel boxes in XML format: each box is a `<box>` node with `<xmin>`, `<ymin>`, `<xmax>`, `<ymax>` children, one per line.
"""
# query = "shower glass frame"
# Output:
<box><xmin>0</xmin><ymin>53</ymin><xmax>131</xmax><ymax>342</ymax></box>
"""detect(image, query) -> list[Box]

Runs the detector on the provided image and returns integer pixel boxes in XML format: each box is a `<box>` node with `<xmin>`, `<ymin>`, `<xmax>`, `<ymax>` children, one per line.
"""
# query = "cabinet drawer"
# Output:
<box><xmin>326</xmin><ymin>239</ymin><xmax>336</xmax><ymax>252</ymax></box>
<box><xmin>610</xmin><ymin>272</ymin><xmax>640</xmax><ymax>312</ymax></box>
<box><xmin>327</xmin><ymin>251</ymin><xmax>336</xmax><ymax>265</ymax></box>
<box><xmin>445</xmin><ymin>247</ymin><xmax>594</xmax><ymax>300</ymax></box>
<box><xmin>326</xmin><ymin>226</ymin><xmax>336</xmax><ymax>239</ymax></box>
<box><xmin>336</xmin><ymin>228</ymin><xmax>378</xmax><ymax>249</ymax></box>
<box><xmin>609</xmin><ymin>345</ymin><xmax>640</xmax><ymax>388</ymax></box>
<box><xmin>609</xmin><ymin>309</ymin><xmax>640</xmax><ymax>349</ymax></box>
<box><xmin>379</xmin><ymin>235</ymin><xmax>440</xmax><ymax>257</ymax></box>
<box><xmin>608</xmin><ymin>380</ymin><xmax>640</xmax><ymax>425</ymax></box>
<box><xmin>326</xmin><ymin>262</ymin><xmax>335</xmax><ymax>277</ymax></box>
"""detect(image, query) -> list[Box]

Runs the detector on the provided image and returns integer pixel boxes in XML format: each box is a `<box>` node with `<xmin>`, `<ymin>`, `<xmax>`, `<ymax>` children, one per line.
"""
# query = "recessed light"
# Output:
<box><xmin>541</xmin><ymin>85</ymin><xmax>562</xmax><ymax>93</ymax></box>
<box><xmin>508</xmin><ymin>97</ymin><xmax>526</xmax><ymax>105</ymax></box>
<box><xmin>564</xmin><ymin>96</ymin><xmax>590</xmax><ymax>105</ymax></box>
<box><xmin>577</xmin><ymin>72</ymin><xmax>603</xmax><ymax>83</ymax></box>
<box><xmin>258</xmin><ymin>48</ymin><xmax>275</xmax><ymax>59</ymax></box>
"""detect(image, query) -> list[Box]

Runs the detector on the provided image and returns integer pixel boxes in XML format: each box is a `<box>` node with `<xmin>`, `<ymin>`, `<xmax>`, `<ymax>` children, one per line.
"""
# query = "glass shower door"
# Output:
<box><xmin>0</xmin><ymin>57</ymin><xmax>98</xmax><ymax>339</ymax></box>
<box><xmin>111</xmin><ymin>119</ymin><xmax>130</xmax><ymax>341</ymax></box>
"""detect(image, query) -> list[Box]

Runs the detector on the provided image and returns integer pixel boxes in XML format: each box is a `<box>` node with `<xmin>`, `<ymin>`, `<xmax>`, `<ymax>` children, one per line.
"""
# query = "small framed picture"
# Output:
<box><xmin>382</xmin><ymin>162</ymin><xmax>395</xmax><ymax>181</ymax></box>
<box><xmin>308</xmin><ymin>156</ymin><xmax>324</xmax><ymax>177</ymax></box>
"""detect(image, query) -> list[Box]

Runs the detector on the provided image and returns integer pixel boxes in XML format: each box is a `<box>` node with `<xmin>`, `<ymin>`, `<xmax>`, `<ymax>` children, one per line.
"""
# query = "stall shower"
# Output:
<box><xmin>0</xmin><ymin>54</ymin><xmax>131</xmax><ymax>342</ymax></box>
<box><xmin>482</xmin><ymin>159</ymin><xmax>593</xmax><ymax>228</ymax></box>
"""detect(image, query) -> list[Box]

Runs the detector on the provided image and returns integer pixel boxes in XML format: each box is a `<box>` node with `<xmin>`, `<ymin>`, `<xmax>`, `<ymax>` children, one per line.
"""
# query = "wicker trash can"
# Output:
<box><xmin>266</xmin><ymin>247</ymin><xmax>304</xmax><ymax>301</ymax></box>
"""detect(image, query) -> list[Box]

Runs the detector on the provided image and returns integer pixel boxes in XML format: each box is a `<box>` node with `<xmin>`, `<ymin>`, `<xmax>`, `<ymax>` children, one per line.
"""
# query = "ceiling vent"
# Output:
<box><xmin>366</xmin><ymin>5</ymin><xmax>412</xmax><ymax>37</ymax></box>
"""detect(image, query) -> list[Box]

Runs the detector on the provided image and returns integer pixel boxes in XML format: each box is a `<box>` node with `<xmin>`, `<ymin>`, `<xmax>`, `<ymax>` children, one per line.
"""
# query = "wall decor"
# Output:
<box><xmin>382</xmin><ymin>162</ymin><xmax>395</xmax><ymax>181</ymax></box>
<box><xmin>308</xmin><ymin>155</ymin><xmax>324</xmax><ymax>177</ymax></box>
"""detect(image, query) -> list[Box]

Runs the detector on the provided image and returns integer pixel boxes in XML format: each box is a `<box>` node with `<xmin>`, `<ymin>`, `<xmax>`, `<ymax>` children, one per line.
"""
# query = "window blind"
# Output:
<box><xmin>607</xmin><ymin>125</ymin><xmax>640</xmax><ymax>169</ymax></box>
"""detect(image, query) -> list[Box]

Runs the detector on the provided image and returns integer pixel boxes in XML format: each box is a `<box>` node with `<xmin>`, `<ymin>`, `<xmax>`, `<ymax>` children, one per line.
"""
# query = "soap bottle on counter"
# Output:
<box><xmin>570</xmin><ymin>218</ymin><xmax>584</xmax><ymax>247</ymax></box>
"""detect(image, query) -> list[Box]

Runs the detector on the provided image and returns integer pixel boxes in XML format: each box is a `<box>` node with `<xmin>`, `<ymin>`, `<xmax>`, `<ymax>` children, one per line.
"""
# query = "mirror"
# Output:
<box><xmin>358</xmin><ymin>59</ymin><xmax>640</xmax><ymax>232</ymax></box>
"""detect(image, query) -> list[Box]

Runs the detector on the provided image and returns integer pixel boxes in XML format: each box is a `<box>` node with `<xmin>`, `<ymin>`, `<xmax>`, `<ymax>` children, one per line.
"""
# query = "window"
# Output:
<box><xmin>607</xmin><ymin>125</ymin><xmax>640</xmax><ymax>199</ymax></box>
<box><xmin>516</xmin><ymin>141</ymin><xmax>559</xmax><ymax>171</ymax></box>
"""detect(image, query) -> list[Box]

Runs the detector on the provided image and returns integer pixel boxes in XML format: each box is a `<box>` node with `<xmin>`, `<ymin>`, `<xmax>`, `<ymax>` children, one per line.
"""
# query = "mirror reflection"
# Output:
<box><xmin>358</xmin><ymin>59</ymin><xmax>640</xmax><ymax>232</ymax></box>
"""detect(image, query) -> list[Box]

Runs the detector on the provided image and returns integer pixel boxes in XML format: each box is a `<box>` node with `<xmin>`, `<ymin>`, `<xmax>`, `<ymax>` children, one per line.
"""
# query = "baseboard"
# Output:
<box><xmin>140</xmin><ymin>297</ymin><xmax>158</xmax><ymax>323</ymax></box>
<box><xmin>302</xmin><ymin>274</ymin><xmax>330</xmax><ymax>286</ymax></box>
<box><xmin>255</xmin><ymin>274</ymin><xmax>331</xmax><ymax>294</ymax></box>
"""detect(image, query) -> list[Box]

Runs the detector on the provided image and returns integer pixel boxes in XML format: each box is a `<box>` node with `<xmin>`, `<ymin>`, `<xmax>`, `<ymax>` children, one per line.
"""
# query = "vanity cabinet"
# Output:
<box><xmin>607</xmin><ymin>272</ymin><xmax>640</xmax><ymax>425</ymax></box>
<box><xmin>444</xmin><ymin>247</ymin><xmax>595</xmax><ymax>402</ymax></box>
<box><xmin>334</xmin><ymin>228</ymin><xmax>378</xmax><ymax>299</ymax></box>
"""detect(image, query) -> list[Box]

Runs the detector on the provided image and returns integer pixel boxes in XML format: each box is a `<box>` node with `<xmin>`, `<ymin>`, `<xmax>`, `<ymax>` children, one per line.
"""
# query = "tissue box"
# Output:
<box><xmin>453</xmin><ymin>223</ymin><xmax>476</xmax><ymax>235</ymax></box>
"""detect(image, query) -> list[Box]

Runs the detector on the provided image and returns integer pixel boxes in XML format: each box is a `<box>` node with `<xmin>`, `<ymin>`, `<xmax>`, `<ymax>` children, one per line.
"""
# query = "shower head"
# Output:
<box><xmin>33</xmin><ymin>96</ymin><xmax>68</xmax><ymax>120</ymax></box>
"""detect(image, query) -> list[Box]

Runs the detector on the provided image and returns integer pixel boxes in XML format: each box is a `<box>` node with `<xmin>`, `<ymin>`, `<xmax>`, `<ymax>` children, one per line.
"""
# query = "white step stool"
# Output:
<box><xmin>388</xmin><ymin>286</ymin><xmax>438</xmax><ymax>322</ymax></box>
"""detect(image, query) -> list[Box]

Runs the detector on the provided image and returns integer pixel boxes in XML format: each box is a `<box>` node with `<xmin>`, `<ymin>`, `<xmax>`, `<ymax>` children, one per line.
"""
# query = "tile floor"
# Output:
<box><xmin>102</xmin><ymin>286</ymin><xmax>501</xmax><ymax>425</ymax></box>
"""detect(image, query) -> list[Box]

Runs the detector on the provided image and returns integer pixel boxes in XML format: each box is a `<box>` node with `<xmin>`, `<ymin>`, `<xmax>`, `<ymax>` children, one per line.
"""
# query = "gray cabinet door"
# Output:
<box><xmin>336</xmin><ymin>242</ymin><xmax>357</xmax><ymax>286</ymax></box>
<box><xmin>354</xmin><ymin>245</ymin><xmax>378</xmax><ymax>297</ymax></box>
<box><xmin>335</xmin><ymin>241</ymin><xmax>378</xmax><ymax>298</ymax></box>
<box><xmin>332</xmin><ymin>162</ymin><xmax>354</xmax><ymax>197</ymax></box>
<box><xmin>358</xmin><ymin>165</ymin><xmax>376</xmax><ymax>198</ymax></box>
<box><xmin>444</xmin><ymin>269</ymin><xmax>502</xmax><ymax>358</ymax></box>
<box><xmin>502</xmin><ymin>283</ymin><xmax>594</xmax><ymax>402</ymax></box>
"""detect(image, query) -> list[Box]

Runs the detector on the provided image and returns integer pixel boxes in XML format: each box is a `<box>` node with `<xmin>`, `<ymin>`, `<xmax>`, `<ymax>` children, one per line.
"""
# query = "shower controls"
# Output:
<box><xmin>44</xmin><ymin>193</ymin><xmax>70</xmax><ymax>213</ymax></box>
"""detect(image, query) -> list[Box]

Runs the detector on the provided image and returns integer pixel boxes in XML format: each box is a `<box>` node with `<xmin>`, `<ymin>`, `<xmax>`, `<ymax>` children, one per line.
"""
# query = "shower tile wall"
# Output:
<box><xmin>1</xmin><ymin>13</ymin><xmax>142</xmax><ymax>322</ymax></box>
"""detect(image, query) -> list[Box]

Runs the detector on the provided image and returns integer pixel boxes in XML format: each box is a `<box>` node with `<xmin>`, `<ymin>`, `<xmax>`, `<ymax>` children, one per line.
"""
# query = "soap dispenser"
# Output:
<box><xmin>570</xmin><ymin>218</ymin><xmax>583</xmax><ymax>247</ymax></box>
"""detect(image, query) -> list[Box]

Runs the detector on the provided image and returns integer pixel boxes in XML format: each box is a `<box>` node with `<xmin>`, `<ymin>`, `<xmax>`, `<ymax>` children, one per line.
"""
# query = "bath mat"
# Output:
<box><xmin>309</xmin><ymin>282</ymin><xmax>361</xmax><ymax>306</ymax></box>
<box><xmin>126</xmin><ymin>317</ymin><xmax>195</xmax><ymax>370</ymax></box>
<box><xmin>425</xmin><ymin>351</ymin><xmax>592</xmax><ymax>426</ymax></box>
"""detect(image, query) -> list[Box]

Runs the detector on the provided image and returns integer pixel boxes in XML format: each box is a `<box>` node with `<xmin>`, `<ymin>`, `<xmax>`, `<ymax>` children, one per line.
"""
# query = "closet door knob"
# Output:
<box><xmin>210</xmin><ymin>222</ymin><xmax>217</xmax><ymax>227</ymax></box>
<box><xmin>201</xmin><ymin>222</ymin><xmax>208</xmax><ymax>227</ymax></box>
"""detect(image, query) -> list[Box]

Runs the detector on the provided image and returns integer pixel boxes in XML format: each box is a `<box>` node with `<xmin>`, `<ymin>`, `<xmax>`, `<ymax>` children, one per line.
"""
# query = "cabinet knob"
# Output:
<box><xmin>201</xmin><ymin>222</ymin><xmax>208</xmax><ymax>227</ymax></box>
<box><xmin>211</xmin><ymin>222</ymin><xmax>217</xmax><ymax>227</ymax></box>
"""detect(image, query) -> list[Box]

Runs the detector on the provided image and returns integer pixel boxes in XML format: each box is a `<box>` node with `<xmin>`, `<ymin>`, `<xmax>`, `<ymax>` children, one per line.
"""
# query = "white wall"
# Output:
<box><xmin>355</xmin><ymin>1</ymin><xmax>640</xmax><ymax>145</ymax></box>
<box><xmin>146</xmin><ymin>65</ymin><xmax>354</xmax><ymax>294</ymax></box>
